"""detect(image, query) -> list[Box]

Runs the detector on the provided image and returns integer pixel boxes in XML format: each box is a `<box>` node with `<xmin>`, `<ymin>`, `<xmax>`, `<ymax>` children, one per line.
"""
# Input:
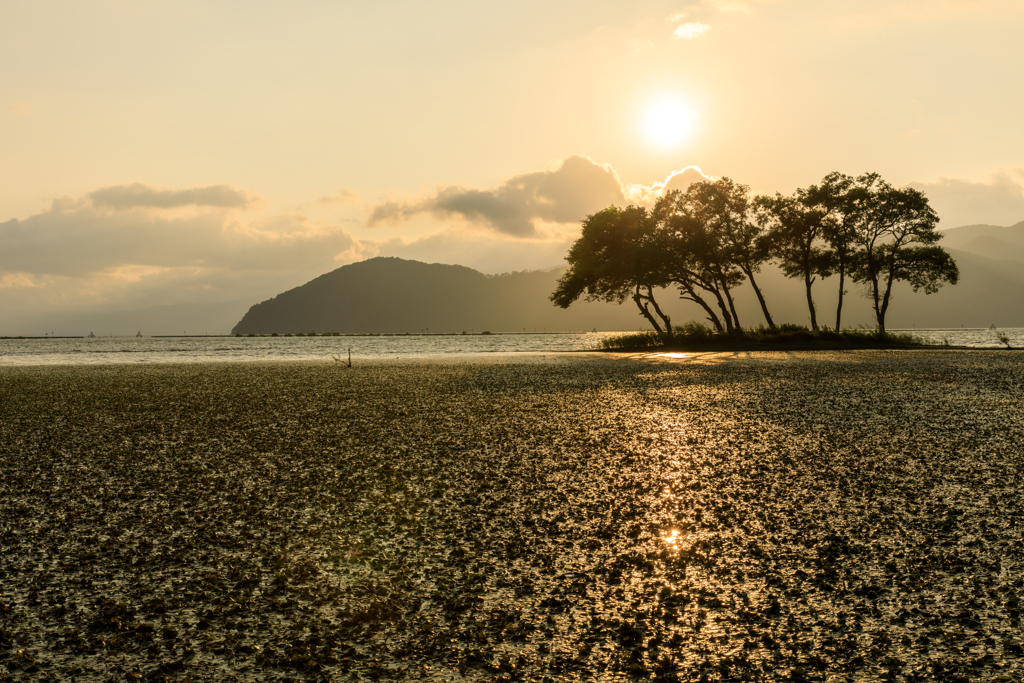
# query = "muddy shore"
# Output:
<box><xmin>2</xmin><ymin>351</ymin><xmax>1022</xmax><ymax>681</ymax></box>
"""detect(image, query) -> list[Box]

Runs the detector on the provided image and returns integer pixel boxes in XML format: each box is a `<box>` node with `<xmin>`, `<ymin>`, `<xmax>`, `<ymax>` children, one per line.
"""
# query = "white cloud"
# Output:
<box><xmin>624</xmin><ymin>166</ymin><xmax>716</xmax><ymax>204</ymax></box>
<box><xmin>89</xmin><ymin>183</ymin><xmax>262</xmax><ymax>210</ymax></box>
<box><xmin>368</xmin><ymin>155</ymin><xmax>627</xmax><ymax>237</ymax></box>
<box><xmin>370</xmin><ymin>228</ymin><xmax>577</xmax><ymax>275</ymax></box>
<box><xmin>318</xmin><ymin>188</ymin><xmax>361</xmax><ymax>205</ymax></box>
<box><xmin>1</xmin><ymin>162</ymin><xmax>717</xmax><ymax>330</ymax></box>
<box><xmin>0</xmin><ymin>202</ymin><xmax>353</xmax><ymax>277</ymax></box>
<box><xmin>0</xmin><ymin>184</ymin><xmax>362</xmax><ymax>328</ymax></box>
<box><xmin>908</xmin><ymin>169</ymin><xmax>1024</xmax><ymax>229</ymax></box>
<box><xmin>673</xmin><ymin>22</ymin><xmax>712</xmax><ymax>39</ymax></box>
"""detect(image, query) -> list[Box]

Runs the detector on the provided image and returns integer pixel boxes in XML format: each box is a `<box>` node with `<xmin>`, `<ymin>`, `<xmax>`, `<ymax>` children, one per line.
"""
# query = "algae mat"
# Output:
<box><xmin>1</xmin><ymin>351</ymin><xmax>1022</xmax><ymax>682</ymax></box>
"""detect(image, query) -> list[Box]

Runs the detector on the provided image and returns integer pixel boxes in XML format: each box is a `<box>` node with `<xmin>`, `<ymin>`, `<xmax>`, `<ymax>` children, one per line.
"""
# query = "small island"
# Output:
<box><xmin>554</xmin><ymin>173</ymin><xmax>960</xmax><ymax>353</ymax></box>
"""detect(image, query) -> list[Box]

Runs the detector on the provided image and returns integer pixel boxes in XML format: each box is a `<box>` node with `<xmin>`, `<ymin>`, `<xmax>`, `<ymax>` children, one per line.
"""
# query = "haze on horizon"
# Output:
<box><xmin>2</xmin><ymin>0</ymin><xmax>1023</xmax><ymax>334</ymax></box>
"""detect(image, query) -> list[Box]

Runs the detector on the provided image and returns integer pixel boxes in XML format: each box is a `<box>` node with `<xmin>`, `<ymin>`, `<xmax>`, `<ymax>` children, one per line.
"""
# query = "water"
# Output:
<box><xmin>1</xmin><ymin>328</ymin><xmax>1020</xmax><ymax>366</ymax></box>
<box><xmin>0</xmin><ymin>332</ymin><xmax>623</xmax><ymax>366</ymax></box>
<box><xmin>892</xmin><ymin>327</ymin><xmax>1024</xmax><ymax>349</ymax></box>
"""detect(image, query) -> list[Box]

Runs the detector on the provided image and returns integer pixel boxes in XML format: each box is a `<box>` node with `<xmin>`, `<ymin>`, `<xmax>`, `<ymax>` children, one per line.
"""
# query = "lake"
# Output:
<box><xmin>1</xmin><ymin>327</ymin><xmax>1020</xmax><ymax>365</ymax></box>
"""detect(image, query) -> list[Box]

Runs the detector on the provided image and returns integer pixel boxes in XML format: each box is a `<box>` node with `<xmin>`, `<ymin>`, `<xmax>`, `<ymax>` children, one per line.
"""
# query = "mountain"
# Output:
<box><xmin>232</xmin><ymin>249</ymin><xmax>1024</xmax><ymax>335</ymax></box>
<box><xmin>26</xmin><ymin>298</ymin><xmax>265</xmax><ymax>337</ymax></box>
<box><xmin>231</xmin><ymin>257</ymin><xmax>649</xmax><ymax>334</ymax></box>
<box><xmin>938</xmin><ymin>220</ymin><xmax>1024</xmax><ymax>264</ymax></box>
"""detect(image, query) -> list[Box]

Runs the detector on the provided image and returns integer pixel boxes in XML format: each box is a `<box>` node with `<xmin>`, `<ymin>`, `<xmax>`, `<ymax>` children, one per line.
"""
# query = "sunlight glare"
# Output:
<box><xmin>644</xmin><ymin>100</ymin><xmax>698</xmax><ymax>148</ymax></box>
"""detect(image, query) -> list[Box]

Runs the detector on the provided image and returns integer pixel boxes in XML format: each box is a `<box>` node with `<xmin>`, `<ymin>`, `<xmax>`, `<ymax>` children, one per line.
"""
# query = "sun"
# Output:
<box><xmin>644</xmin><ymin>99</ymin><xmax>698</xmax><ymax>148</ymax></box>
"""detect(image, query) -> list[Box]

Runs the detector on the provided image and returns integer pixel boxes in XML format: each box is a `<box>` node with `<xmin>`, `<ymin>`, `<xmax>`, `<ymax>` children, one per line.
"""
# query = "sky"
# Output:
<box><xmin>2</xmin><ymin>0</ymin><xmax>1024</xmax><ymax>331</ymax></box>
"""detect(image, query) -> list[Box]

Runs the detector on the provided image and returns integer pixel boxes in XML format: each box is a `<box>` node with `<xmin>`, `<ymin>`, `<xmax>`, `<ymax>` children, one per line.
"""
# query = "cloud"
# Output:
<box><xmin>624</xmin><ymin>166</ymin><xmax>716</xmax><ymax>204</ymax></box>
<box><xmin>673</xmin><ymin>22</ymin><xmax>712</xmax><ymax>39</ymax></box>
<box><xmin>318</xmin><ymin>188</ymin><xmax>360</xmax><ymax>205</ymax></box>
<box><xmin>0</xmin><ymin>183</ymin><xmax>369</xmax><ymax>332</ymax></box>
<box><xmin>370</xmin><ymin>228</ymin><xmax>578</xmax><ymax>275</ymax></box>
<box><xmin>1</xmin><ymin>188</ymin><xmax>355</xmax><ymax>278</ymax></box>
<box><xmin>1</xmin><ymin>163</ymin><xmax>716</xmax><ymax>331</ymax></box>
<box><xmin>89</xmin><ymin>183</ymin><xmax>262</xmax><ymax>210</ymax></box>
<box><xmin>834</xmin><ymin>1</ymin><xmax>1023</xmax><ymax>30</ymax></box>
<box><xmin>368</xmin><ymin>155</ymin><xmax>627</xmax><ymax>237</ymax></box>
<box><xmin>909</xmin><ymin>169</ymin><xmax>1024</xmax><ymax>229</ymax></box>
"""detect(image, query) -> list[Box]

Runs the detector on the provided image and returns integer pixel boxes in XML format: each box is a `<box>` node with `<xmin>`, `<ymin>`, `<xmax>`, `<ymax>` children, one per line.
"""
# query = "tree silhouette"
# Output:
<box><xmin>851</xmin><ymin>182</ymin><xmax>959</xmax><ymax>333</ymax></box>
<box><xmin>804</xmin><ymin>172</ymin><xmax>874</xmax><ymax>331</ymax></box>
<box><xmin>551</xmin><ymin>205</ymin><xmax>675</xmax><ymax>336</ymax></box>
<box><xmin>553</xmin><ymin>171</ymin><xmax>958</xmax><ymax>340</ymax></box>
<box><xmin>656</xmin><ymin>188</ymin><xmax>744</xmax><ymax>333</ymax></box>
<box><xmin>679</xmin><ymin>178</ymin><xmax>776</xmax><ymax>330</ymax></box>
<box><xmin>755</xmin><ymin>192</ymin><xmax>829</xmax><ymax>330</ymax></box>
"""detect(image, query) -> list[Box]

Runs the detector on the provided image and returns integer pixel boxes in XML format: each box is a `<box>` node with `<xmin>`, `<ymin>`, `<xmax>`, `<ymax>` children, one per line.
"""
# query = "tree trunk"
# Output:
<box><xmin>869</xmin><ymin>271</ymin><xmax>884</xmax><ymax>334</ymax></box>
<box><xmin>877</xmin><ymin>267</ymin><xmax>896</xmax><ymax>336</ymax></box>
<box><xmin>722</xmin><ymin>283</ymin><xmax>742</xmax><ymax>333</ymax></box>
<box><xmin>632</xmin><ymin>287</ymin><xmax>664</xmax><ymax>335</ymax></box>
<box><xmin>744</xmin><ymin>267</ymin><xmax>776</xmax><ymax>330</ymax></box>
<box><xmin>678</xmin><ymin>282</ymin><xmax>724</xmax><ymax>333</ymax></box>
<box><xmin>646</xmin><ymin>286</ymin><xmax>673</xmax><ymax>339</ymax></box>
<box><xmin>804</xmin><ymin>272</ymin><xmax>818</xmax><ymax>331</ymax></box>
<box><xmin>712</xmin><ymin>288</ymin><xmax>734</xmax><ymax>334</ymax></box>
<box><xmin>834</xmin><ymin>263</ymin><xmax>846</xmax><ymax>331</ymax></box>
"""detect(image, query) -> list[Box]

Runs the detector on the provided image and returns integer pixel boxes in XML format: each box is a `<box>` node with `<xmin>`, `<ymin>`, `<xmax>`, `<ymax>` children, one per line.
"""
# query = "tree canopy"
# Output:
<box><xmin>552</xmin><ymin>171</ymin><xmax>958</xmax><ymax>338</ymax></box>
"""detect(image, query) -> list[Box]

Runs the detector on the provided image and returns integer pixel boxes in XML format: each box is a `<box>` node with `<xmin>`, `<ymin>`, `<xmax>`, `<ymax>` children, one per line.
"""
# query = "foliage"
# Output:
<box><xmin>851</xmin><ymin>181</ymin><xmax>960</xmax><ymax>333</ymax></box>
<box><xmin>657</xmin><ymin>179</ymin><xmax>774</xmax><ymax>334</ymax></box>
<box><xmin>601</xmin><ymin>324</ymin><xmax>928</xmax><ymax>350</ymax></box>
<box><xmin>552</xmin><ymin>205</ymin><xmax>675</xmax><ymax>337</ymax></box>
<box><xmin>601</xmin><ymin>321</ymin><xmax>717</xmax><ymax>349</ymax></box>
<box><xmin>554</xmin><ymin>171</ymin><xmax>958</xmax><ymax>337</ymax></box>
<box><xmin>599</xmin><ymin>330</ymin><xmax>665</xmax><ymax>350</ymax></box>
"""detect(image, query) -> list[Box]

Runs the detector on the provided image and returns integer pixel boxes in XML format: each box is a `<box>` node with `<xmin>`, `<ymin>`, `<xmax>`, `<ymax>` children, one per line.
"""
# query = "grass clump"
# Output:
<box><xmin>602</xmin><ymin>323</ymin><xmax>928</xmax><ymax>351</ymax></box>
<box><xmin>600</xmin><ymin>330</ymin><xmax>664</xmax><ymax>350</ymax></box>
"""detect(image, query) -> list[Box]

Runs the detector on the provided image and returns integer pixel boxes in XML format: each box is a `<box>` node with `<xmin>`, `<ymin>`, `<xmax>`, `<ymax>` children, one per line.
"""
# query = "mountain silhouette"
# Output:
<box><xmin>233</xmin><ymin>238</ymin><xmax>1024</xmax><ymax>335</ymax></box>
<box><xmin>230</xmin><ymin>257</ymin><xmax>648</xmax><ymax>334</ymax></box>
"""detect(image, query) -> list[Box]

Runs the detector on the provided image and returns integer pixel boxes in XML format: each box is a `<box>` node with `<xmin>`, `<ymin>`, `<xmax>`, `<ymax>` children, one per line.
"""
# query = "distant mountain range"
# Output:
<box><xmin>25</xmin><ymin>298</ymin><xmax>266</xmax><ymax>338</ymax></box>
<box><xmin>936</xmin><ymin>219</ymin><xmax>1024</xmax><ymax>263</ymax></box>
<box><xmin>12</xmin><ymin>220</ymin><xmax>1020</xmax><ymax>337</ymax></box>
<box><xmin>231</xmin><ymin>258</ymin><xmax>649</xmax><ymax>334</ymax></box>
<box><xmin>233</xmin><ymin>220</ymin><xmax>1024</xmax><ymax>334</ymax></box>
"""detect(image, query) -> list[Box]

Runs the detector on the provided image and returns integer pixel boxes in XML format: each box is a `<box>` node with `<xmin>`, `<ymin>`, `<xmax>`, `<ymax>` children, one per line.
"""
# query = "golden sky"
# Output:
<box><xmin>2</xmin><ymin>0</ymin><xmax>1023</xmax><ymax>326</ymax></box>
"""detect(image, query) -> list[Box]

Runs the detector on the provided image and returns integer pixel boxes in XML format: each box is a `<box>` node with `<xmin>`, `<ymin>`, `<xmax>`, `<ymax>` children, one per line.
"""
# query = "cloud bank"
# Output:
<box><xmin>368</xmin><ymin>156</ymin><xmax>715</xmax><ymax>237</ymax></box>
<box><xmin>909</xmin><ymin>169</ymin><xmax>1024</xmax><ymax>229</ymax></box>
<box><xmin>369</xmin><ymin>155</ymin><xmax>627</xmax><ymax>237</ymax></box>
<box><xmin>0</xmin><ymin>183</ymin><xmax>366</xmax><ymax>331</ymax></box>
<box><xmin>673</xmin><ymin>22</ymin><xmax>712</xmax><ymax>39</ymax></box>
<box><xmin>89</xmin><ymin>183</ymin><xmax>262</xmax><ymax>210</ymax></box>
<box><xmin>0</xmin><ymin>162</ymin><xmax>717</xmax><ymax>332</ymax></box>
<box><xmin>0</xmin><ymin>201</ymin><xmax>353</xmax><ymax>278</ymax></box>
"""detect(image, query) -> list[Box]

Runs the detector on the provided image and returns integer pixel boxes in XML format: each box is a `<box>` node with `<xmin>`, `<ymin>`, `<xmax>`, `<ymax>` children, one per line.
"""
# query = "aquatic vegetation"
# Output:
<box><xmin>602</xmin><ymin>325</ymin><xmax>928</xmax><ymax>351</ymax></box>
<box><xmin>1</xmin><ymin>352</ymin><xmax>1022</xmax><ymax>681</ymax></box>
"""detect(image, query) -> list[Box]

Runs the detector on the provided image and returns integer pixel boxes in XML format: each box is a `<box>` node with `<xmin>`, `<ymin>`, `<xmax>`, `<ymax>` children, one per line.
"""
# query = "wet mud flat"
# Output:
<box><xmin>1</xmin><ymin>351</ymin><xmax>1023</xmax><ymax>682</ymax></box>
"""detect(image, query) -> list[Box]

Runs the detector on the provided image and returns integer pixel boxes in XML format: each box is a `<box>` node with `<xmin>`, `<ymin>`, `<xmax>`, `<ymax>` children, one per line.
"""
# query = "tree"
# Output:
<box><xmin>551</xmin><ymin>205</ymin><xmax>675</xmax><ymax>337</ymax></box>
<box><xmin>691</xmin><ymin>178</ymin><xmax>777</xmax><ymax>330</ymax></box>
<box><xmin>804</xmin><ymin>172</ymin><xmax>875</xmax><ymax>330</ymax></box>
<box><xmin>655</xmin><ymin>187</ymin><xmax>746</xmax><ymax>333</ymax></box>
<box><xmin>755</xmin><ymin>192</ymin><xmax>829</xmax><ymax>330</ymax></box>
<box><xmin>851</xmin><ymin>181</ymin><xmax>959</xmax><ymax>334</ymax></box>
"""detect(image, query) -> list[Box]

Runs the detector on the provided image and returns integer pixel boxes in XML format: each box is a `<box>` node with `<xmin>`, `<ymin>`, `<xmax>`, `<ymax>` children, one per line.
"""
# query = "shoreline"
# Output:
<box><xmin>1</xmin><ymin>345</ymin><xmax>1019</xmax><ymax>371</ymax></box>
